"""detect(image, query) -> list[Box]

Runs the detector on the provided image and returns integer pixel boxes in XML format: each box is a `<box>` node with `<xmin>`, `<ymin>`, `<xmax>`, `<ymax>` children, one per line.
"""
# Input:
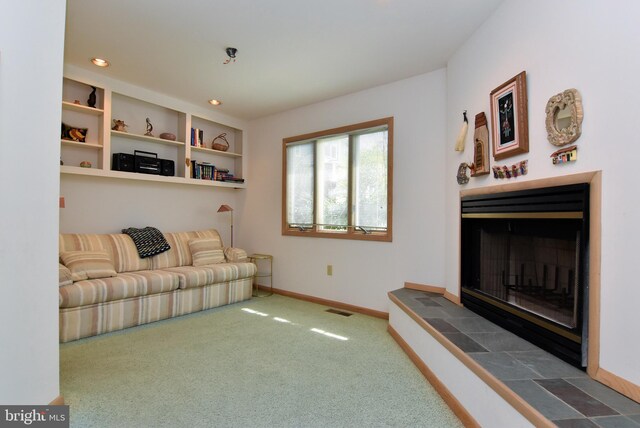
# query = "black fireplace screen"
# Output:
<box><xmin>470</xmin><ymin>219</ymin><xmax>581</xmax><ymax>328</ymax></box>
<box><xmin>460</xmin><ymin>183</ymin><xmax>589</xmax><ymax>367</ymax></box>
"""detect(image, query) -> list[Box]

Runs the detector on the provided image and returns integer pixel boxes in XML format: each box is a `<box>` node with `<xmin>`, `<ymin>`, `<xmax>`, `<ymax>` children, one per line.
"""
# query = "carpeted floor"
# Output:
<box><xmin>60</xmin><ymin>295</ymin><xmax>462</xmax><ymax>427</ymax></box>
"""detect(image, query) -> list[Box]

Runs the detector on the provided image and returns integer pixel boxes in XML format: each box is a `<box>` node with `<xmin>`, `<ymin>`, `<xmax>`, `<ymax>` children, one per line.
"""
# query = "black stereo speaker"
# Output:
<box><xmin>112</xmin><ymin>153</ymin><xmax>134</xmax><ymax>172</ymax></box>
<box><xmin>161</xmin><ymin>159</ymin><xmax>175</xmax><ymax>177</ymax></box>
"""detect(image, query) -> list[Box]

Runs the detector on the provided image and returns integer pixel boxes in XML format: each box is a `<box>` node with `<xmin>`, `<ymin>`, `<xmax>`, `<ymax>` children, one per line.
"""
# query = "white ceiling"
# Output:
<box><xmin>64</xmin><ymin>0</ymin><xmax>503</xmax><ymax>120</ymax></box>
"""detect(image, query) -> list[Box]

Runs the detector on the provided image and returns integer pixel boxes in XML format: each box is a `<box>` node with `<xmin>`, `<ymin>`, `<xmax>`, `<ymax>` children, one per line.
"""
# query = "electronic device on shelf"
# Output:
<box><xmin>133</xmin><ymin>150</ymin><xmax>161</xmax><ymax>175</ymax></box>
<box><xmin>112</xmin><ymin>151</ymin><xmax>174</xmax><ymax>176</ymax></box>
<box><xmin>112</xmin><ymin>153</ymin><xmax>134</xmax><ymax>172</ymax></box>
<box><xmin>160</xmin><ymin>159</ymin><xmax>175</xmax><ymax>177</ymax></box>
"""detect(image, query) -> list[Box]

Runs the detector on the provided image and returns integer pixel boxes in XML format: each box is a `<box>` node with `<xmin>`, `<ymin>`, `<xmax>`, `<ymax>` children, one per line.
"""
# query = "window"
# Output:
<box><xmin>283</xmin><ymin>117</ymin><xmax>393</xmax><ymax>241</ymax></box>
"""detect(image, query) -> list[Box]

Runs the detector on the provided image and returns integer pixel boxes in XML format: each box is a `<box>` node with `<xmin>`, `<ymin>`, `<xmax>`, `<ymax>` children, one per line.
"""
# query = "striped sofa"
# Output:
<box><xmin>58</xmin><ymin>229</ymin><xmax>256</xmax><ymax>342</ymax></box>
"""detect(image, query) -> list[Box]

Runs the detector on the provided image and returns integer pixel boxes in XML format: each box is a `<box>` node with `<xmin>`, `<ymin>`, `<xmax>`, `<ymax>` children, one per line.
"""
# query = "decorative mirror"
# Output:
<box><xmin>545</xmin><ymin>88</ymin><xmax>583</xmax><ymax>146</ymax></box>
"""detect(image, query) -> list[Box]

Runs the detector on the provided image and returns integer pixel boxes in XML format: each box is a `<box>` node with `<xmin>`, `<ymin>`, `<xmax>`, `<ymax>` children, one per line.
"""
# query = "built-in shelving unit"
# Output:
<box><xmin>60</xmin><ymin>77</ymin><xmax>246</xmax><ymax>189</ymax></box>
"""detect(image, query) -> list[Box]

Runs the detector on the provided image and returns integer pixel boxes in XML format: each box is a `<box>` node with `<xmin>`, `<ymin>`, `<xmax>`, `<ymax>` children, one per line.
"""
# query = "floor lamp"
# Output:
<box><xmin>217</xmin><ymin>204</ymin><xmax>233</xmax><ymax>247</ymax></box>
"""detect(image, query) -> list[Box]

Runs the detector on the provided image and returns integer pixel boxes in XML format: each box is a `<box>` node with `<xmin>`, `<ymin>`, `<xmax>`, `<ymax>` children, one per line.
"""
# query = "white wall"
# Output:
<box><xmin>60</xmin><ymin>176</ymin><xmax>238</xmax><ymax>242</ymax></box>
<box><xmin>59</xmin><ymin>66</ymin><xmax>248</xmax><ymax>247</ymax></box>
<box><xmin>0</xmin><ymin>1</ymin><xmax>66</xmax><ymax>404</ymax></box>
<box><xmin>242</xmin><ymin>70</ymin><xmax>447</xmax><ymax>312</ymax></box>
<box><xmin>445</xmin><ymin>0</ymin><xmax>640</xmax><ymax>385</ymax></box>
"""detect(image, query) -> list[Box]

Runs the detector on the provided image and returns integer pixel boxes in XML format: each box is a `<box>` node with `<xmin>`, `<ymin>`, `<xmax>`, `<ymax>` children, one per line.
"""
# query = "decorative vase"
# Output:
<box><xmin>87</xmin><ymin>86</ymin><xmax>97</xmax><ymax>108</ymax></box>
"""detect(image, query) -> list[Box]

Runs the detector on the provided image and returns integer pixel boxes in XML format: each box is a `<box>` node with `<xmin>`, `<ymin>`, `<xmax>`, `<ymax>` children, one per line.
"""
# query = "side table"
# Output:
<box><xmin>249</xmin><ymin>254</ymin><xmax>273</xmax><ymax>297</ymax></box>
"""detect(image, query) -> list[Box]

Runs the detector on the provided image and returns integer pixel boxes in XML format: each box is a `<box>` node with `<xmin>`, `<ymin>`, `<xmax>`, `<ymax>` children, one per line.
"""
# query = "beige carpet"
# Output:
<box><xmin>60</xmin><ymin>294</ymin><xmax>462</xmax><ymax>427</ymax></box>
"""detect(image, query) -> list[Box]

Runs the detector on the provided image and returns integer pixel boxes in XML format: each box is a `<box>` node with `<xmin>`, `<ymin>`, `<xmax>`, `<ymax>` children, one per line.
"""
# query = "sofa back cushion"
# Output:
<box><xmin>150</xmin><ymin>229</ymin><xmax>223</xmax><ymax>269</ymax></box>
<box><xmin>59</xmin><ymin>233</ymin><xmax>151</xmax><ymax>274</ymax></box>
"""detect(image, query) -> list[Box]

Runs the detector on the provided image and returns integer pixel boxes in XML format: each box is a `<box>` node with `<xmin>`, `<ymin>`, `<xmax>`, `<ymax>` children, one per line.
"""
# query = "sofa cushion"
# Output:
<box><xmin>59</xmin><ymin>263</ymin><xmax>73</xmax><ymax>287</ymax></box>
<box><xmin>161</xmin><ymin>262</ymin><xmax>257</xmax><ymax>289</ymax></box>
<box><xmin>189</xmin><ymin>238</ymin><xmax>225</xmax><ymax>266</ymax></box>
<box><xmin>59</xmin><ymin>233</ymin><xmax>151</xmax><ymax>273</ymax></box>
<box><xmin>151</xmin><ymin>229</ymin><xmax>223</xmax><ymax>269</ymax></box>
<box><xmin>122</xmin><ymin>226</ymin><xmax>171</xmax><ymax>258</ymax></box>
<box><xmin>60</xmin><ymin>250</ymin><xmax>118</xmax><ymax>282</ymax></box>
<box><xmin>59</xmin><ymin>270</ymin><xmax>180</xmax><ymax>308</ymax></box>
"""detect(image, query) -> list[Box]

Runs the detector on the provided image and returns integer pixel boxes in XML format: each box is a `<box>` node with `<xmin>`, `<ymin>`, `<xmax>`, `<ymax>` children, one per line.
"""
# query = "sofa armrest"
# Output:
<box><xmin>59</xmin><ymin>263</ymin><xmax>73</xmax><ymax>287</ymax></box>
<box><xmin>224</xmin><ymin>247</ymin><xmax>249</xmax><ymax>263</ymax></box>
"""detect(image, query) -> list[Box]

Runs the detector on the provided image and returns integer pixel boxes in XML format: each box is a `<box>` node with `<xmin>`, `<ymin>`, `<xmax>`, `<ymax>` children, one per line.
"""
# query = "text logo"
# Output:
<box><xmin>0</xmin><ymin>406</ymin><xmax>69</xmax><ymax>427</ymax></box>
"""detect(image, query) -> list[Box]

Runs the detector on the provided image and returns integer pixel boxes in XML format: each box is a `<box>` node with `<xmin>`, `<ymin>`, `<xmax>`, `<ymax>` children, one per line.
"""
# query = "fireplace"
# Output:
<box><xmin>461</xmin><ymin>183</ymin><xmax>589</xmax><ymax>368</ymax></box>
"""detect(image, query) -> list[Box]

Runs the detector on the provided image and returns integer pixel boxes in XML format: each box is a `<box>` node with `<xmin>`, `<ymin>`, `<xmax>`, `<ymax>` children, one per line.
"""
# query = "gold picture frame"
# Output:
<box><xmin>490</xmin><ymin>71</ymin><xmax>529</xmax><ymax>160</ymax></box>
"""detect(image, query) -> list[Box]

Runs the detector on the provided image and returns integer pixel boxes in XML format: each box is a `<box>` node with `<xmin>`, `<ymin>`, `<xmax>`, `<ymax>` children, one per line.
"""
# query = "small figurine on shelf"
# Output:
<box><xmin>112</xmin><ymin>119</ymin><xmax>128</xmax><ymax>132</ymax></box>
<box><xmin>87</xmin><ymin>86</ymin><xmax>97</xmax><ymax>108</ymax></box>
<box><xmin>79</xmin><ymin>161</ymin><xmax>92</xmax><ymax>168</ymax></box>
<box><xmin>145</xmin><ymin>118</ymin><xmax>154</xmax><ymax>137</ymax></box>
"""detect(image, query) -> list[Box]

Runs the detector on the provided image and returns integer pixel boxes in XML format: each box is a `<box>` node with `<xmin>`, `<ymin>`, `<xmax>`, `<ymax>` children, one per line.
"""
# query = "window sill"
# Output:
<box><xmin>282</xmin><ymin>229</ymin><xmax>391</xmax><ymax>242</ymax></box>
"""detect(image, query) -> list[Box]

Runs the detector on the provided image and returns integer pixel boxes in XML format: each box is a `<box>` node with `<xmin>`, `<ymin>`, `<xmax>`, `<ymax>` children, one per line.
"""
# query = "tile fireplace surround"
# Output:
<box><xmin>460</xmin><ymin>172</ymin><xmax>603</xmax><ymax>379</ymax></box>
<box><xmin>390</xmin><ymin>170</ymin><xmax>640</xmax><ymax>425</ymax></box>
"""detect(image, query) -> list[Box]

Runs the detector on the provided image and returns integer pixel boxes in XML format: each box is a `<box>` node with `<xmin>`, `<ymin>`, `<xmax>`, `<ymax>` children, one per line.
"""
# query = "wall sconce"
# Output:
<box><xmin>217</xmin><ymin>204</ymin><xmax>233</xmax><ymax>247</ymax></box>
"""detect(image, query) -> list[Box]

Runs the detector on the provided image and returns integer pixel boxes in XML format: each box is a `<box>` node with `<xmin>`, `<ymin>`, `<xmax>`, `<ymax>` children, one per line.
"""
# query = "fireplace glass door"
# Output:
<box><xmin>460</xmin><ymin>183</ymin><xmax>589</xmax><ymax>367</ymax></box>
<box><xmin>469</xmin><ymin>219</ymin><xmax>581</xmax><ymax>329</ymax></box>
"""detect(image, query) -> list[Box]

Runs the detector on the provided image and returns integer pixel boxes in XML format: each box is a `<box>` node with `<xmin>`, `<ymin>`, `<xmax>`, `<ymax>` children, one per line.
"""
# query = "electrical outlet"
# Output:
<box><xmin>327</xmin><ymin>265</ymin><xmax>333</xmax><ymax>276</ymax></box>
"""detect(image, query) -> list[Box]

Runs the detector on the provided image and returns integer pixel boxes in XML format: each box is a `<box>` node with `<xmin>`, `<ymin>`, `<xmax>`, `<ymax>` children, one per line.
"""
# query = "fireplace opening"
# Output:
<box><xmin>461</xmin><ymin>184</ymin><xmax>589</xmax><ymax>368</ymax></box>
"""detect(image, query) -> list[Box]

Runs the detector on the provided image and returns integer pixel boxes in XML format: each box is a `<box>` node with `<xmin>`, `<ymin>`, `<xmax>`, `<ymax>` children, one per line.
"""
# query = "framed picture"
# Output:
<box><xmin>490</xmin><ymin>71</ymin><xmax>528</xmax><ymax>160</ymax></box>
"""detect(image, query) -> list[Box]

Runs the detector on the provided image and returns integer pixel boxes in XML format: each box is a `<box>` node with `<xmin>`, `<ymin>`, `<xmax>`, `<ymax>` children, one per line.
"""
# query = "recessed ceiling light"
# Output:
<box><xmin>208</xmin><ymin>99</ymin><xmax>222</xmax><ymax>106</ymax></box>
<box><xmin>91</xmin><ymin>58</ymin><xmax>110</xmax><ymax>67</ymax></box>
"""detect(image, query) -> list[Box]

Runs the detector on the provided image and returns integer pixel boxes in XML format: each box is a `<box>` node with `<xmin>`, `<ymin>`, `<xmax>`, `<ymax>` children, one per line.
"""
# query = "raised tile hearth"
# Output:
<box><xmin>388</xmin><ymin>288</ymin><xmax>640</xmax><ymax>427</ymax></box>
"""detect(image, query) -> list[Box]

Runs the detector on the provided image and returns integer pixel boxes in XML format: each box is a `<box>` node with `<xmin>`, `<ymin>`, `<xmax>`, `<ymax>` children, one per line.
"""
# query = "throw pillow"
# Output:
<box><xmin>60</xmin><ymin>250</ymin><xmax>118</xmax><ymax>282</ymax></box>
<box><xmin>122</xmin><ymin>226</ymin><xmax>171</xmax><ymax>258</ymax></box>
<box><xmin>189</xmin><ymin>238</ymin><xmax>225</xmax><ymax>266</ymax></box>
<box><xmin>224</xmin><ymin>247</ymin><xmax>248</xmax><ymax>262</ymax></box>
<box><xmin>59</xmin><ymin>263</ymin><xmax>73</xmax><ymax>287</ymax></box>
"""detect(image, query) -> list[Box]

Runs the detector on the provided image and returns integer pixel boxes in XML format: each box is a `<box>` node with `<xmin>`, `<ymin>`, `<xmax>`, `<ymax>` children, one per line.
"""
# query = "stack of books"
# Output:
<box><xmin>190</xmin><ymin>161</ymin><xmax>244</xmax><ymax>183</ymax></box>
<box><xmin>190</xmin><ymin>128</ymin><xmax>204</xmax><ymax>147</ymax></box>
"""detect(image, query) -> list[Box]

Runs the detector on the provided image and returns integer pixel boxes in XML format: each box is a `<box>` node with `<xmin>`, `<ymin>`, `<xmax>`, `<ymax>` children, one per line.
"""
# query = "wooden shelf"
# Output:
<box><xmin>61</xmin><ymin>139</ymin><xmax>102</xmax><ymax>149</ymax></box>
<box><xmin>190</xmin><ymin>145</ymin><xmax>242</xmax><ymax>158</ymax></box>
<box><xmin>111</xmin><ymin>130</ymin><xmax>185</xmax><ymax>147</ymax></box>
<box><xmin>61</xmin><ymin>165</ymin><xmax>246</xmax><ymax>189</ymax></box>
<box><xmin>62</xmin><ymin>101</ymin><xmax>104</xmax><ymax>115</ymax></box>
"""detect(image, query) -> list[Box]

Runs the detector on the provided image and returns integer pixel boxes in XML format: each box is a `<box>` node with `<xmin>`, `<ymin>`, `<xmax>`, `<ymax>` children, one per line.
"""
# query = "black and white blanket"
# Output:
<box><xmin>122</xmin><ymin>226</ymin><xmax>171</xmax><ymax>258</ymax></box>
